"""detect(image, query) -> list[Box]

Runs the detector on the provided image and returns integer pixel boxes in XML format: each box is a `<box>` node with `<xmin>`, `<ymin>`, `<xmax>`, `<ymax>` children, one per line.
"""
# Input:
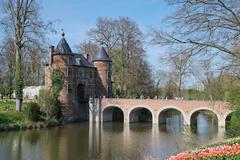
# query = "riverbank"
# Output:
<box><xmin>0</xmin><ymin>118</ymin><xmax>61</xmax><ymax>131</ymax></box>
<box><xmin>167</xmin><ymin>136</ymin><xmax>240</xmax><ymax>159</ymax></box>
<box><xmin>0</xmin><ymin>100</ymin><xmax>61</xmax><ymax>131</ymax></box>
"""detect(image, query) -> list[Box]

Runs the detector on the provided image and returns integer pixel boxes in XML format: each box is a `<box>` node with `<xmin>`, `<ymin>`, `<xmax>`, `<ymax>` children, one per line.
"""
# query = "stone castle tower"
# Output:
<box><xmin>44</xmin><ymin>33</ymin><xmax>112</xmax><ymax>120</ymax></box>
<box><xmin>93</xmin><ymin>45</ymin><xmax>112</xmax><ymax>97</ymax></box>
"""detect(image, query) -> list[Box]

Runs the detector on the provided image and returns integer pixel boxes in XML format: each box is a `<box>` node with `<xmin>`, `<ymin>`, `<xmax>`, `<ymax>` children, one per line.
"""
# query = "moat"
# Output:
<box><xmin>0</xmin><ymin>113</ymin><xmax>225</xmax><ymax>160</ymax></box>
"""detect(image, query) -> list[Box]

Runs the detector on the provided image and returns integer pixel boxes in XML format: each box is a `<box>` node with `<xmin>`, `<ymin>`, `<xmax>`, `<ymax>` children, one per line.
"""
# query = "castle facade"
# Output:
<box><xmin>44</xmin><ymin>33</ymin><xmax>112</xmax><ymax>120</ymax></box>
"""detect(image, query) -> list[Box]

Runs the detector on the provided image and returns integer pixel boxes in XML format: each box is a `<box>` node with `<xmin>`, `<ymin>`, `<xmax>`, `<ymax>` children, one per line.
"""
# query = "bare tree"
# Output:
<box><xmin>1</xmin><ymin>0</ymin><xmax>49</xmax><ymax>111</ymax></box>
<box><xmin>168</xmin><ymin>52</ymin><xmax>192</xmax><ymax>97</ymax></box>
<box><xmin>87</xmin><ymin>17</ymin><xmax>119</xmax><ymax>54</ymax></box>
<box><xmin>0</xmin><ymin>37</ymin><xmax>15</xmax><ymax>98</ymax></box>
<box><xmin>75</xmin><ymin>41</ymin><xmax>99</xmax><ymax>60</ymax></box>
<box><xmin>84</xmin><ymin>17</ymin><xmax>153</xmax><ymax>97</ymax></box>
<box><xmin>151</xmin><ymin>0</ymin><xmax>240</xmax><ymax>60</ymax></box>
<box><xmin>191</xmin><ymin>59</ymin><xmax>224</xmax><ymax>101</ymax></box>
<box><xmin>152</xmin><ymin>69</ymin><xmax>169</xmax><ymax>96</ymax></box>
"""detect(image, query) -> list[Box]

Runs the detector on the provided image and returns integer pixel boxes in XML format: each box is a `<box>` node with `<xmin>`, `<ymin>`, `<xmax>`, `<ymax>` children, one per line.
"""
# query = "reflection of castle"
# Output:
<box><xmin>44</xmin><ymin>33</ymin><xmax>112</xmax><ymax>120</ymax></box>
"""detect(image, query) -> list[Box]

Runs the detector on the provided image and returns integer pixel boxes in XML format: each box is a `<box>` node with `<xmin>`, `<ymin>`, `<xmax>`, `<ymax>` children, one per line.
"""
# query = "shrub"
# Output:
<box><xmin>25</xmin><ymin>102</ymin><xmax>40</xmax><ymax>122</ymax></box>
<box><xmin>48</xmin><ymin>97</ymin><xmax>62</xmax><ymax>120</ymax></box>
<box><xmin>37</xmin><ymin>70</ymin><xmax>63</xmax><ymax>121</ymax></box>
<box><xmin>51</xmin><ymin>70</ymin><xmax>63</xmax><ymax>98</ymax></box>
<box><xmin>38</xmin><ymin>89</ymin><xmax>61</xmax><ymax>120</ymax></box>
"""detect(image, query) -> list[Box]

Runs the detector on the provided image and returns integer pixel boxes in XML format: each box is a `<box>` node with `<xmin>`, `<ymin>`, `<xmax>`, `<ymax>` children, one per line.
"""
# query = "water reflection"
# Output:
<box><xmin>130</xmin><ymin>123</ymin><xmax>152</xmax><ymax>132</ymax></box>
<box><xmin>159</xmin><ymin>115</ymin><xmax>183</xmax><ymax>133</ymax></box>
<box><xmin>196</xmin><ymin>114</ymin><xmax>218</xmax><ymax>145</ymax></box>
<box><xmin>0</xmin><ymin>115</ymin><xmax>224</xmax><ymax>160</ymax></box>
<box><xmin>102</xmin><ymin>122</ymin><xmax>124</xmax><ymax>133</ymax></box>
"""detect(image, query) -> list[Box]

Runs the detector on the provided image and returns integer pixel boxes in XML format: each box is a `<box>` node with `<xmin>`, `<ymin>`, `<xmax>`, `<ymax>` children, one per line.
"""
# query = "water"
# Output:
<box><xmin>0</xmin><ymin>114</ymin><xmax>224</xmax><ymax>160</ymax></box>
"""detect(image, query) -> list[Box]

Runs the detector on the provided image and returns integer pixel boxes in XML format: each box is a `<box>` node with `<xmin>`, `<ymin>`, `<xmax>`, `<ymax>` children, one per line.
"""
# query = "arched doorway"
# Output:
<box><xmin>129</xmin><ymin>107</ymin><xmax>152</xmax><ymax>123</ymax></box>
<box><xmin>103</xmin><ymin>106</ymin><xmax>124</xmax><ymax>122</ymax></box>
<box><xmin>77</xmin><ymin>83</ymin><xmax>88</xmax><ymax>121</ymax></box>
<box><xmin>158</xmin><ymin>108</ymin><xmax>184</xmax><ymax>132</ymax></box>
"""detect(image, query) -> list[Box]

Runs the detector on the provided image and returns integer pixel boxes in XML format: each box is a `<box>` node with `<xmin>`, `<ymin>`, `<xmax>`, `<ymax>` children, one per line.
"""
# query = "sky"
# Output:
<box><xmin>0</xmin><ymin>0</ymin><xmax>199</xmax><ymax>86</ymax></box>
<box><xmin>0</xmin><ymin>0</ymin><xmax>173</xmax><ymax>67</ymax></box>
<box><xmin>38</xmin><ymin>0</ymin><xmax>172</xmax><ymax>68</ymax></box>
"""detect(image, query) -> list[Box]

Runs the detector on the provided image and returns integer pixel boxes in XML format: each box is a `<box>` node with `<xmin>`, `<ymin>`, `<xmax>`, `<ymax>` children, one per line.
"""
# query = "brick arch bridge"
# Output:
<box><xmin>89</xmin><ymin>98</ymin><xmax>232</xmax><ymax>129</ymax></box>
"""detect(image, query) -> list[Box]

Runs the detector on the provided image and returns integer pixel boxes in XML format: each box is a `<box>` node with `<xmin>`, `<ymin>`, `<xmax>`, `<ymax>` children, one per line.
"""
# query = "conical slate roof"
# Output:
<box><xmin>93</xmin><ymin>46</ymin><xmax>111</xmax><ymax>62</ymax></box>
<box><xmin>55</xmin><ymin>33</ymin><xmax>72</xmax><ymax>54</ymax></box>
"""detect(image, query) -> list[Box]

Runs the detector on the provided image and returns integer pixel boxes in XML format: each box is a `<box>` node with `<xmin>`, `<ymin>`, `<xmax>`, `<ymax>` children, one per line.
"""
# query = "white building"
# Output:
<box><xmin>23</xmin><ymin>86</ymin><xmax>44</xmax><ymax>100</ymax></box>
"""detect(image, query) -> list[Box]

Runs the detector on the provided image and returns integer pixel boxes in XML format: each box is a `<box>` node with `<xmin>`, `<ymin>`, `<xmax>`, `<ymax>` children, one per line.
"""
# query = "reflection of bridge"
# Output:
<box><xmin>89</xmin><ymin>98</ymin><xmax>232</xmax><ymax>129</ymax></box>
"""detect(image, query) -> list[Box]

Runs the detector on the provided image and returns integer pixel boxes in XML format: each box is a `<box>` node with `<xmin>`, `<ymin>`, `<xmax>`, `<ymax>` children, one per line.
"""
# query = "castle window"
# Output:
<box><xmin>89</xmin><ymin>71</ymin><xmax>92</xmax><ymax>79</ymax></box>
<box><xmin>81</xmin><ymin>70</ymin><xmax>84</xmax><ymax>78</ymax></box>
<box><xmin>68</xmin><ymin>83</ymin><xmax>72</xmax><ymax>94</ymax></box>
<box><xmin>92</xmin><ymin>71</ymin><xmax>95</xmax><ymax>79</ymax></box>
<box><xmin>107</xmin><ymin>63</ymin><xmax>112</xmax><ymax>71</ymax></box>
<box><xmin>68</xmin><ymin>68</ymin><xmax>72</xmax><ymax>77</ymax></box>
<box><xmin>77</xmin><ymin>69</ymin><xmax>80</xmax><ymax>78</ymax></box>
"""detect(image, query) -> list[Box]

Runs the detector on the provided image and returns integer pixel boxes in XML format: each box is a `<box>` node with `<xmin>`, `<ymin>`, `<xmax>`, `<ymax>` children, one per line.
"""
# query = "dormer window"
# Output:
<box><xmin>76</xmin><ymin>58</ymin><xmax>81</xmax><ymax>65</ymax></box>
<box><xmin>69</xmin><ymin>57</ymin><xmax>73</xmax><ymax>64</ymax></box>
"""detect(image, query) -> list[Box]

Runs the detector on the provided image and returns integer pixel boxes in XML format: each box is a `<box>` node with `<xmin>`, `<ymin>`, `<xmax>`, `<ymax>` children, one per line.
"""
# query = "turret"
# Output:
<box><xmin>93</xmin><ymin>45</ymin><xmax>112</xmax><ymax>97</ymax></box>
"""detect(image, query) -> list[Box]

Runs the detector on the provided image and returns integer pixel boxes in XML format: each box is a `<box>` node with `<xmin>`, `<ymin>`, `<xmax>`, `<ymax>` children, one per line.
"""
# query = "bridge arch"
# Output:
<box><xmin>188</xmin><ymin>107</ymin><xmax>220</xmax><ymax>129</ymax></box>
<box><xmin>102</xmin><ymin>105</ymin><xmax>125</xmax><ymax>122</ymax></box>
<box><xmin>128</xmin><ymin>105</ymin><xmax>153</xmax><ymax>123</ymax></box>
<box><xmin>224</xmin><ymin>111</ymin><xmax>235</xmax><ymax>129</ymax></box>
<box><xmin>224</xmin><ymin>111</ymin><xmax>234</xmax><ymax>121</ymax></box>
<box><xmin>157</xmin><ymin>106</ymin><xmax>186</xmax><ymax>124</ymax></box>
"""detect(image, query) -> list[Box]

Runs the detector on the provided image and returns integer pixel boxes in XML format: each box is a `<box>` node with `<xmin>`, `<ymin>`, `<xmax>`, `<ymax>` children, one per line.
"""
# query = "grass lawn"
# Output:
<box><xmin>0</xmin><ymin>99</ymin><xmax>60</xmax><ymax>131</ymax></box>
<box><xmin>0</xmin><ymin>99</ymin><xmax>26</xmax><ymax>124</ymax></box>
<box><xmin>0</xmin><ymin>99</ymin><xmax>16</xmax><ymax>111</ymax></box>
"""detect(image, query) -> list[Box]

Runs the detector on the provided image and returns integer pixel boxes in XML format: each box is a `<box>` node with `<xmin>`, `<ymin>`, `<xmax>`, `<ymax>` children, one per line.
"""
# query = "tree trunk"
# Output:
<box><xmin>179</xmin><ymin>76</ymin><xmax>182</xmax><ymax>98</ymax></box>
<box><xmin>15</xmin><ymin>47</ymin><xmax>23</xmax><ymax>112</ymax></box>
<box><xmin>16</xmin><ymin>99</ymin><xmax>22</xmax><ymax>112</ymax></box>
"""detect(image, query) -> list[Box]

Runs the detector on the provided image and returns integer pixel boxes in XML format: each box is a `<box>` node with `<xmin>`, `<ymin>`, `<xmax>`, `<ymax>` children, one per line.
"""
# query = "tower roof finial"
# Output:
<box><xmin>61</xmin><ymin>28</ymin><xmax>65</xmax><ymax>38</ymax></box>
<box><xmin>55</xmin><ymin>29</ymin><xmax>72</xmax><ymax>54</ymax></box>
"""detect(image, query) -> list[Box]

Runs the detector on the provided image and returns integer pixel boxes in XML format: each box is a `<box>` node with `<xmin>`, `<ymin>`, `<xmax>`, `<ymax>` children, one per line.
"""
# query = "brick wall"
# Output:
<box><xmin>94</xmin><ymin>61</ymin><xmax>112</xmax><ymax>97</ymax></box>
<box><xmin>45</xmin><ymin>54</ymin><xmax>98</xmax><ymax>120</ymax></box>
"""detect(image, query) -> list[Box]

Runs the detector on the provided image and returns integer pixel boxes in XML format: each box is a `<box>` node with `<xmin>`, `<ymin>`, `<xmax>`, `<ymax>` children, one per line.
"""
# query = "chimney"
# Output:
<box><xmin>48</xmin><ymin>45</ymin><xmax>54</xmax><ymax>65</ymax></box>
<box><xmin>84</xmin><ymin>53</ymin><xmax>90</xmax><ymax>61</ymax></box>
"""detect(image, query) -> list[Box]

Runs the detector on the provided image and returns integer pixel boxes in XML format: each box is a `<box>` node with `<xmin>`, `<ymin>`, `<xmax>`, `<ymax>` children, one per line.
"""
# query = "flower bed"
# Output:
<box><xmin>168</xmin><ymin>138</ymin><xmax>240</xmax><ymax>160</ymax></box>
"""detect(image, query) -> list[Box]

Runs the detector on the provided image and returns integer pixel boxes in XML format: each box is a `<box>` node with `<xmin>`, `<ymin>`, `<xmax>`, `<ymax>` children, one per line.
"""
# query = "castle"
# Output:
<box><xmin>44</xmin><ymin>33</ymin><xmax>112</xmax><ymax>121</ymax></box>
